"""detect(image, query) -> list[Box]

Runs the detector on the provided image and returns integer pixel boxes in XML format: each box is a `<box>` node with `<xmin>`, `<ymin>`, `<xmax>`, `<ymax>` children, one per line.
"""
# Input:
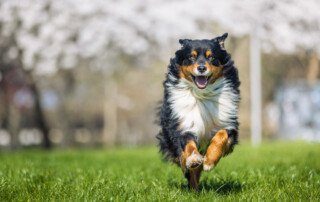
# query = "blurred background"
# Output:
<box><xmin>0</xmin><ymin>0</ymin><xmax>319</xmax><ymax>150</ymax></box>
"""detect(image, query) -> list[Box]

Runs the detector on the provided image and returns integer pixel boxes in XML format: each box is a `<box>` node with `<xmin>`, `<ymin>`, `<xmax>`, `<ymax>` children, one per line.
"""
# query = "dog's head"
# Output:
<box><xmin>175</xmin><ymin>33</ymin><xmax>229</xmax><ymax>89</ymax></box>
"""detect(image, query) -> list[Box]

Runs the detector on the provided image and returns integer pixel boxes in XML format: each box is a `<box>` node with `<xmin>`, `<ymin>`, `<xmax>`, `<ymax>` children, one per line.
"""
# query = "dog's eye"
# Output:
<box><xmin>208</xmin><ymin>56</ymin><xmax>214</xmax><ymax>60</ymax></box>
<box><xmin>189</xmin><ymin>56</ymin><xmax>195</xmax><ymax>60</ymax></box>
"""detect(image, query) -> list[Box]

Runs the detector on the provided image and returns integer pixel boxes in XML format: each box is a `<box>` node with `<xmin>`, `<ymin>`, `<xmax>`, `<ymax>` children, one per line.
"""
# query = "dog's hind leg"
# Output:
<box><xmin>203</xmin><ymin>129</ymin><xmax>232</xmax><ymax>172</ymax></box>
<box><xmin>187</xmin><ymin>166</ymin><xmax>202</xmax><ymax>192</ymax></box>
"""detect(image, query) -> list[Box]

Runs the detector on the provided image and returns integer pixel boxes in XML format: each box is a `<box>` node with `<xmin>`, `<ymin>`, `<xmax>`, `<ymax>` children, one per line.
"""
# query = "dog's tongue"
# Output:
<box><xmin>195</xmin><ymin>76</ymin><xmax>207</xmax><ymax>87</ymax></box>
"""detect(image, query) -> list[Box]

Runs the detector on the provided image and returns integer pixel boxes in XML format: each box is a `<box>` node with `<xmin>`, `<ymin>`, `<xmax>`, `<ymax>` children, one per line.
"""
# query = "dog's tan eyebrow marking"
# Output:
<box><xmin>192</xmin><ymin>50</ymin><xmax>198</xmax><ymax>57</ymax></box>
<box><xmin>206</xmin><ymin>50</ymin><xmax>212</xmax><ymax>58</ymax></box>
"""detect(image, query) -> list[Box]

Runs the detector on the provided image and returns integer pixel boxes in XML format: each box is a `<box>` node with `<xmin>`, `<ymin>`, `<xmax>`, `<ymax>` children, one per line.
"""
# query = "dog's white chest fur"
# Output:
<box><xmin>167</xmin><ymin>78</ymin><xmax>239</xmax><ymax>138</ymax></box>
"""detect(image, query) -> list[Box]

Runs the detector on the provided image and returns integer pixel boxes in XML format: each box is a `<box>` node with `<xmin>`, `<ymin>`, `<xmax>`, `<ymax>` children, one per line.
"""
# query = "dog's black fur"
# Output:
<box><xmin>156</xmin><ymin>33</ymin><xmax>240</xmax><ymax>164</ymax></box>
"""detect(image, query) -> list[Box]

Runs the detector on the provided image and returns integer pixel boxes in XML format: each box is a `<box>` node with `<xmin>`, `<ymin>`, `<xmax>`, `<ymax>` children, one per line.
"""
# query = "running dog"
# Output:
<box><xmin>157</xmin><ymin>33</ymin><xmax>240</xmax><ymax>191</ymax></box>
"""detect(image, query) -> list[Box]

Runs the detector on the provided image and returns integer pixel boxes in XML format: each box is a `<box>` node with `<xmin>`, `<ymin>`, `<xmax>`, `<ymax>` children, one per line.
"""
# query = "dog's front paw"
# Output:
<box><xmin>203</xmin><ymin>158</ymin><xmax>215</xmax><ymax>172</ymax></box>
<box><xmin>186</xmin><ymin>151</ymin><xmax>203</xmax><ymax>170</ymax></box>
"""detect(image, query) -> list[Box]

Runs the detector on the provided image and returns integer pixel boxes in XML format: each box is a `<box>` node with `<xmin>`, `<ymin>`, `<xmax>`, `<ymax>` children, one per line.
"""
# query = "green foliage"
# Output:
<box><xmin>0</xmin><ymin>142</ymin><xmax>319</xmax><ymax>201</ymax></box>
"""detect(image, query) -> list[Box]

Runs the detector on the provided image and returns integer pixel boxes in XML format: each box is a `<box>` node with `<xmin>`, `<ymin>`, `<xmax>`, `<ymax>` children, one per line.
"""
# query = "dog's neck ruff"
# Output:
<box><xmin>167</xmin><ymin>76</ymin><xmax>239</xmax><ymax>138</ymax></box>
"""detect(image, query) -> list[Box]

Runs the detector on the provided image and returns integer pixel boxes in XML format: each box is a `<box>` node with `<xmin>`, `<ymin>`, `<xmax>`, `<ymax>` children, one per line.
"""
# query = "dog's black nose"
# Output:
<box><xmin>197</xmin><ymin>66</ymin><xmax>207</xmax><ymax>73</ymax></box>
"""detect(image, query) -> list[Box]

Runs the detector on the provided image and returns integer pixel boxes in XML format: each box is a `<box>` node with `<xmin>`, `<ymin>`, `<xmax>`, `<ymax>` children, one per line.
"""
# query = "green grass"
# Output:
<box><xmin>0</xmin><ymin>142</ymin><xmax>319</xmax><ymax>201</ymax></box>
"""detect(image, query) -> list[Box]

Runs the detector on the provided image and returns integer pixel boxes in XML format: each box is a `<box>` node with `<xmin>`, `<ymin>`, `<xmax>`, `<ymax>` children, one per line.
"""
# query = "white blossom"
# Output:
<box><xmin>0</xmin><ymin>0</ymin><xmax>319</xmax><ymax>74</ymax></box>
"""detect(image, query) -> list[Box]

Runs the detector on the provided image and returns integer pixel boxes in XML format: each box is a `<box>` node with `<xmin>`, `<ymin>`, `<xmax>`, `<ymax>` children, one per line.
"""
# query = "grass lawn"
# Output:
<box><xmin>0</xmin><ymin>141</ymin><xmax>319</xmax><ymax>201</ymax></box>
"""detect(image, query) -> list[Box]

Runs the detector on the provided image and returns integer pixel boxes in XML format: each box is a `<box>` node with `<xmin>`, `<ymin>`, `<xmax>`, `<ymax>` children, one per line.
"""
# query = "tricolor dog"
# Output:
<box><xmin>157</xmin><ymin>33</ymin><xmax>240</xmax><ymax>191</ymax></box>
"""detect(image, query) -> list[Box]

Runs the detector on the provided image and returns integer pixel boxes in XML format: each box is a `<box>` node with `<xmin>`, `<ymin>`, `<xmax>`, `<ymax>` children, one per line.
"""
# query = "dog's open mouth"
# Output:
<box><xmin>191</xmin><ymin>74</ymin><xmax>212</xmax><ymax>89</ymax></box>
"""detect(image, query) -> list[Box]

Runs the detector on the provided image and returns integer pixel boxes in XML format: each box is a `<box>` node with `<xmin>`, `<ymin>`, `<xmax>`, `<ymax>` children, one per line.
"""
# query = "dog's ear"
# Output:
<box><xmin>179</xmin><ymin>39</ymin><xmax>191</xmax><ymax>48</ymax></box>
<box><xmin>214</xmin><ymin>33</ymin><xmax>228</xmax><ymax>50</ymax></box>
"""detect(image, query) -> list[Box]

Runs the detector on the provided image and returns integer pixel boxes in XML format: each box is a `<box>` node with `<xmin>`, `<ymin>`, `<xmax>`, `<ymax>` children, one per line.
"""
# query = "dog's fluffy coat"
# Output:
<box><xmin>157</xmin><ymin>33</ymin><xmax>240</xmax><ymax>190</ymax></box>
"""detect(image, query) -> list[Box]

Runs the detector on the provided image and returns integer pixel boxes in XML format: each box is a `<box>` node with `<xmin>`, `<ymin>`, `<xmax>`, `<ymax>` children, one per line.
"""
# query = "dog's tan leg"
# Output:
<box><xmin>180</xmin><ymin>141</ymin><xmax>203</xmax><ymax>191</ymax></box>
<box><xmin>203</xmin><ymin>129</ymin><xmax>231</xmax><ymax>172</ymax></box>
<box><xmin>180</xmin><ymin>141</ymin><xmax>203</xmax><ymax>172</ymax></box>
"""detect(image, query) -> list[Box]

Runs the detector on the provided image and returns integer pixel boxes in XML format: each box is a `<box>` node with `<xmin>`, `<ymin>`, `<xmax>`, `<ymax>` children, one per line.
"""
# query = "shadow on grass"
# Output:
<box><xmin>168</xmin><ymin>177</ymin><xmax>242</xmax><ymax>195</ymax></box>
